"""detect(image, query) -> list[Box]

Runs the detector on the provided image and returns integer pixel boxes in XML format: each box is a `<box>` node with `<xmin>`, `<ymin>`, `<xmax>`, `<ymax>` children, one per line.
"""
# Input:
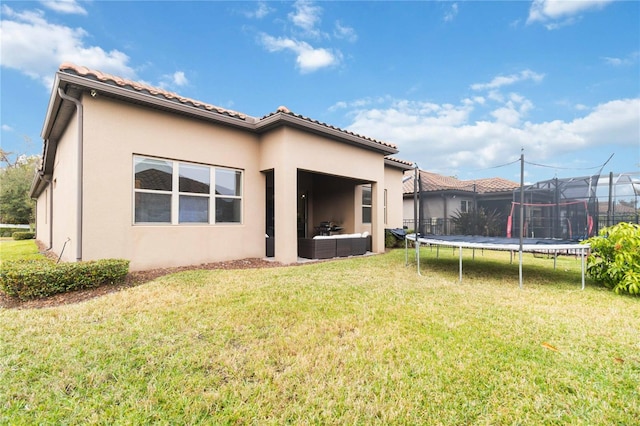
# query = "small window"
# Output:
<box><xmin>362</xmin><ymin>185</ymin><xmax>372</xmax><ymax>224</ymax></box>
<box><xmin>384</xmin><ymin>189</ymin><xmax>387</xmax><ymax>225</ymax></box>
<box><xmin>460</xmin><ymin>200</ymin><xmax>470</xmax><ymax>213</ymax></box>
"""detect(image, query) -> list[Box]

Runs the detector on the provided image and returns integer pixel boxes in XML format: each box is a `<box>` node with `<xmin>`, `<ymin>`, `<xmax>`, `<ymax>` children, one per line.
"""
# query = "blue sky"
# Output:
<box><xmin>1</xmin><ymin>0</ymin><xmax>638</xmax><ymax>184</ymax></box>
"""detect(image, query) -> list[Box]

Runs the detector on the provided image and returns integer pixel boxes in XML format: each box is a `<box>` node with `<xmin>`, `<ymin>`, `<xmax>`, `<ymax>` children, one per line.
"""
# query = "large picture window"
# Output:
<box><xmin>133</xmin><ymin>156</ymin><xmax>242</xmax><ymax>225</ymax></box>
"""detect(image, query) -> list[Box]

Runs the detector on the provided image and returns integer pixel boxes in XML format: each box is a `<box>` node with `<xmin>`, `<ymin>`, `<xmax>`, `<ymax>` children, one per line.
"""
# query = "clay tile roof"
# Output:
<box><xmin>403</xmin><ymin>170</ymin><xmax>519</xmax><ymax>194</ymax></box>
<box><xmin>263</xmin><ymin>107</ymin><xmax>398</xmax><ymax>150</ymax></box>
<box><xmin>385</xmin><ymin>157</ymin><xmax>414</xmax><ymax>168</ymax></box>
<box><xmin>59</xmin><ymin>62</ymin><xmax>248</xmax><ymax>121</ymax></box>
<box><xmin>472</xmin><ymin>177</ymin><xmax>520</xmax><ymax>193</ymax></box>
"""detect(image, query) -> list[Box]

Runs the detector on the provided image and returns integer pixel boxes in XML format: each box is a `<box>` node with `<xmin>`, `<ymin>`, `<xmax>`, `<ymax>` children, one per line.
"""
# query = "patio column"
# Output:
<box><xmin>273</xmin><ymin>164</ymin><xmax>299</xmax><ymax>264</ymax></box>
<box><xmin>371</xmin><ymin>181</ymin><xmax>385</xmax><ymax>253</ymax></box>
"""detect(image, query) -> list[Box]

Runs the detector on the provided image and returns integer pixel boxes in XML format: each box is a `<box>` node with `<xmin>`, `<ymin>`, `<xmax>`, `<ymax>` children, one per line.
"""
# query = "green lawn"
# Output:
<box><xmin>1</xmin><ymin>248</ymin><xmax>638</xmax><ymax>424</ymax></box>
<box><xmin>0</xmin><ymin>239</ymin><xmax>43</xmax><ymax>263</ymax></box>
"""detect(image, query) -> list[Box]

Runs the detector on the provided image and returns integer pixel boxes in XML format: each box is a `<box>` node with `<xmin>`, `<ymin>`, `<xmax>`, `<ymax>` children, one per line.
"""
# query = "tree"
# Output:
<box><xmin>0</xmin><ymin>150</ymin><xmax>40</xmax><ymax>224</ymax></box>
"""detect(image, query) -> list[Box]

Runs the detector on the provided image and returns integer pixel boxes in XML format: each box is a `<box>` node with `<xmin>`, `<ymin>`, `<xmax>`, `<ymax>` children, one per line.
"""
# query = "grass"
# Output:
<box><xmin>0</xmin><ymin>239</ymin><xmax>43</xmax><ymax>263</ymax></box>
<box><xmin>1</xmin><ymin>247</ymin><xmax>639</xmax><ymax>424</ymax></box>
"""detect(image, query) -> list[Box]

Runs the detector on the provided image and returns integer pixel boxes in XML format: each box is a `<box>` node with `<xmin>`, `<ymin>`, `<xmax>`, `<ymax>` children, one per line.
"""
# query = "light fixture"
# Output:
<box><xmin>90</xmin><ymin>89</ymin><xmax>97</xmax><ymax>98</ymax></box>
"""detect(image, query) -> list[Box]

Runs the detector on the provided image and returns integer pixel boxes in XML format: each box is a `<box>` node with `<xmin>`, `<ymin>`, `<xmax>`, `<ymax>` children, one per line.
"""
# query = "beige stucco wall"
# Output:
<box><xmin>313</xmin><ymin>174</ymin><xmax>356</xmax><ymax>233</ymax></box>
<box><xmin>384</xmin><ymin>165</ymin><xmax>405</xmax><ymax>229</ymax></box>
<box><xmin>81</xmin><ymin>95</ymin><xmax>265</xmax><ymax>270</ymax></box>
<box><xmin>259</xmin><ymin>126</ymin><xmax>386</xmax><ymax>262</ymax></box>
<box><xmin>39</xmin><ymin>92</ymin><xmax>402</xmax><ymax>270</ymax></box>
<box><xmin>39</xmin><ymin>112</ymin><xmax>81</xmax><ymax>262</ymax></box>
<box><xmin>35</xmin><ymin>187</ymin><xmax>50</xmax><ymax>248</ymax></box>
<box><xmin>403</xmin><ymin>193</ymin><xmax>476</xmax><ymax>231</ymax></box>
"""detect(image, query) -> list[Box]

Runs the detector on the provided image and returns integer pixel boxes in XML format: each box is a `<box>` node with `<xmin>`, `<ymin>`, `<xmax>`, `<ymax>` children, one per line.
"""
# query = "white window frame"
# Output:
<box><xmin>133</xmin><ymin>155</ymin><xmax>243</xmax><ymax>225</ymax></box>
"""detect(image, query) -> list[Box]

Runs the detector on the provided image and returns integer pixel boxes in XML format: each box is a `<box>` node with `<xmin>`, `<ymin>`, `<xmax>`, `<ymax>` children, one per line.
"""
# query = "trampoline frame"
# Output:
<box><xmin>405</xmin><ymin>234</ymin><xmax>590</xmax><ymax>289</ymax></box>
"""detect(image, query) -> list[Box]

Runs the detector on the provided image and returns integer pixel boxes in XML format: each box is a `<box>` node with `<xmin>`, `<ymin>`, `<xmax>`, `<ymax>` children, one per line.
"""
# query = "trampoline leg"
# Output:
<box><xmin>459</xmin><ymin>246</ymin><xmax>463</xmax><ymax>282</ymax></box>
<box><xmin>581</xmin><ymin>248</ymin><xmax>585</xmax><ymax>290</ymax></box>
<box><xmin>405</xmin><ymin>237</ymin><xmax>408</xmax><ymax>267</ymax></box>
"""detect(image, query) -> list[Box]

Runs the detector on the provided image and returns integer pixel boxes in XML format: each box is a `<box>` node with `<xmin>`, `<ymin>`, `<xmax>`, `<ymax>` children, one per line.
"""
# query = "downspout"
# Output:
<box><xmin>41</xmin><ymin>173</ymin><xmax>54</xmax><ymax>250</ymax></box>
<box><xmin>57</xmin><ymin>88</ymin><xmax>83</xmax><ymax>261</ymax></box>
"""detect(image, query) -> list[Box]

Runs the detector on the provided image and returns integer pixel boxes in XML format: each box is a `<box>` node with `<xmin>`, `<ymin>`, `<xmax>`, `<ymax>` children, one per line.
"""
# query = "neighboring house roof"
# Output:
<box><xmin>473</xmin><ymin>177</ymin><xmax>522</xmax><ymax>193</ymax></box>
<box><xmin>403</xmin><ymin>170</ymin><xmax>519</xmax><ymax>195</ymax></box>
<box><xmin>597</xmin><ymin>202</ymin><xmax>637</xmax><ymax>215</ymax></box>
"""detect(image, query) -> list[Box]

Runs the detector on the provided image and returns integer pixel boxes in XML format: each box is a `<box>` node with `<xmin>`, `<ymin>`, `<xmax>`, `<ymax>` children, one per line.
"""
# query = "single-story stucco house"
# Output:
<box><xmin>29</xmin><ymin>63</ymin><xmax>412</xmax><ymax>270</ymax></box>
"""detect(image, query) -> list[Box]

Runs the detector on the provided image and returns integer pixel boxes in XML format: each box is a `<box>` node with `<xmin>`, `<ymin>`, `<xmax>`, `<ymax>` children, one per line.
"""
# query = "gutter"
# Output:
<box><xmin>57</xmin><ymin>88</ymin><xmax>83</xmax><ymax>262</ymax></box>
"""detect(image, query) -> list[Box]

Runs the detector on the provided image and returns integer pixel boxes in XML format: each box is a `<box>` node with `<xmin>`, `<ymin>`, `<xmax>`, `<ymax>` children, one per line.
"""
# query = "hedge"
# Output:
<box><xmin>0</xmin><ymin>227</ymin><xmax>30</xmax><ymax>238</ymax></box>
<box><xmin>0</xmin><ymin>258</ymin><xmax>130</xmax><ymax>300</ymax></box>
<box><xmin>12</xmin><ymin>231</ymin><xmax>35</xmax><ymax>240</ymax></box>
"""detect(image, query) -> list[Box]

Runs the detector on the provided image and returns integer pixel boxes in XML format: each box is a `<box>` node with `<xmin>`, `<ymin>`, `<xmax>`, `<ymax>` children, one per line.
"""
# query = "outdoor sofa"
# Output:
<box><xmin>298</xmin><ymin>233</ymin><xmax>371</xmax><ymax>259</ymax></box>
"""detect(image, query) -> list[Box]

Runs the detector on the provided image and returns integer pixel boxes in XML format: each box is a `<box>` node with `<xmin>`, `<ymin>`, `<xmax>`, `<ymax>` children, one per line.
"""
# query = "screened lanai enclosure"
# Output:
<box><xmin>507</xmin><ymin>172</ymin><xmax>640</xmax><ymax>240</ymax></box>
<box><xmin>411</xmin><ymin>170</ymin><xmax>639</xmax><ymax>241</ymax></box>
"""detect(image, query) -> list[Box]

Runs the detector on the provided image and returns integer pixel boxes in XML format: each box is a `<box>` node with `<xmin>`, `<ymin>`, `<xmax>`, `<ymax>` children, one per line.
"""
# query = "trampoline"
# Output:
<box><xmin>405</xmin><ymin>234</ymin><xmax>590</xmax><ymax>289</ymax></box>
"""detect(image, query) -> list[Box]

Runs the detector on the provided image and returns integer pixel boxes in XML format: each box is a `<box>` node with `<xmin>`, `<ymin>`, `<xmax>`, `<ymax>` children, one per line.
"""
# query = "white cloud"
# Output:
<box><xmin>345</xmin><ymin>95</ymin><xmax>639</xmax><ymax>175</ymax></box>
<box><xmin>255</xmin><ymin>1</ymin><xmax>353</xmax><ymax>73</ymax></box>
<box><xmin>158</xmin><ymin>71</ymin><xmax>189</xmax><ymax>90</ymax></box>
<box><xmin>471</xmin><ymin>69</ymin><xmax>545</xmax><ymax>91</ymax></box>
<box><xmin>2</xmin><ymin>124</ymin><xmax>14</xmax><ymax>132</ymax></box>
<box><xmin>527</xmin><ymin>0</ymin><xmax>615</xmax><ymax>29</ymax></box>
<box><xmin>602</xmin><ymin>51</ymin><xmax>639</xmax><ymax>67</ymax></box>
<box><xmin>334</xmin><ymin>21</ymin><xmax>357</xmax><ymax>42</ymax></box>
<box><xmin>259</xmin><ymin>33</ymin><xmax>341</xmax><ymax>73</ymax></box>
<box><xmin>39</xmin><ymin>0</ymin><xmax>87</xmax><ymax>15</ymax></box>
<box><xmin>0</xmin><ymin>5</ymin><xmax>135</xmax><ymax>87</ymax></box>
<box><xmin>243</xmin><ymin>1</ymin><xmax>272</xmax><ymax>19</ymax></box>
<box><xmin>444</xmin><ymin>3</ymin><xmax>458</xmax><ymax>23</ymax></box>
<box><xmin>172</xmin><ymin>71</ymin><xmax>188</xmax><ymax>86</ymax></box>
<box><xmin>289</xmin><ymin>0</ymin><xmax>323</xmax><ymax>36</ymax></box>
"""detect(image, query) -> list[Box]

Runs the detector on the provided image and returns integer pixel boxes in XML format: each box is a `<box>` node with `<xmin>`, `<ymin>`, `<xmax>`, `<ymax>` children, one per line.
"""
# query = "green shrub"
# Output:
<box><xmin>451</xmin><ymin>207</ymin><xmax>502</xmax><ymax>236</ymax></box>
<box><xmin>12</xmin><ymin>231</ymin><xmax>35</xmax><ymax>240</ymax></box>
<box><xmin>385</xmin><ymin>229</ymin><xmax>405</xmax><ymax>248</ymax></box>
<box><xmin>1</xmin><ymin>227</ymin><xmax>28</xmax><ymax>237</ymax></box>
<box><xmin>585</xmin><ymin>222</ymin><xmax>640</xmax><ymax>296</ymax></box>
<box><xmin>0</xmin><ymin>258</ymin><xmax>130</xmax><ymax>300</ymax></box>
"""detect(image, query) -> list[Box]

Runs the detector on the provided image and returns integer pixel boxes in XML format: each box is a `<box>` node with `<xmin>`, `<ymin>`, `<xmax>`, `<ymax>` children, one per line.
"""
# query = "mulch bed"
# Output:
<box><xmin>0</xmin><ymin>257</ymin><xmax>285</xmax><ymax>310</ymax></box>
